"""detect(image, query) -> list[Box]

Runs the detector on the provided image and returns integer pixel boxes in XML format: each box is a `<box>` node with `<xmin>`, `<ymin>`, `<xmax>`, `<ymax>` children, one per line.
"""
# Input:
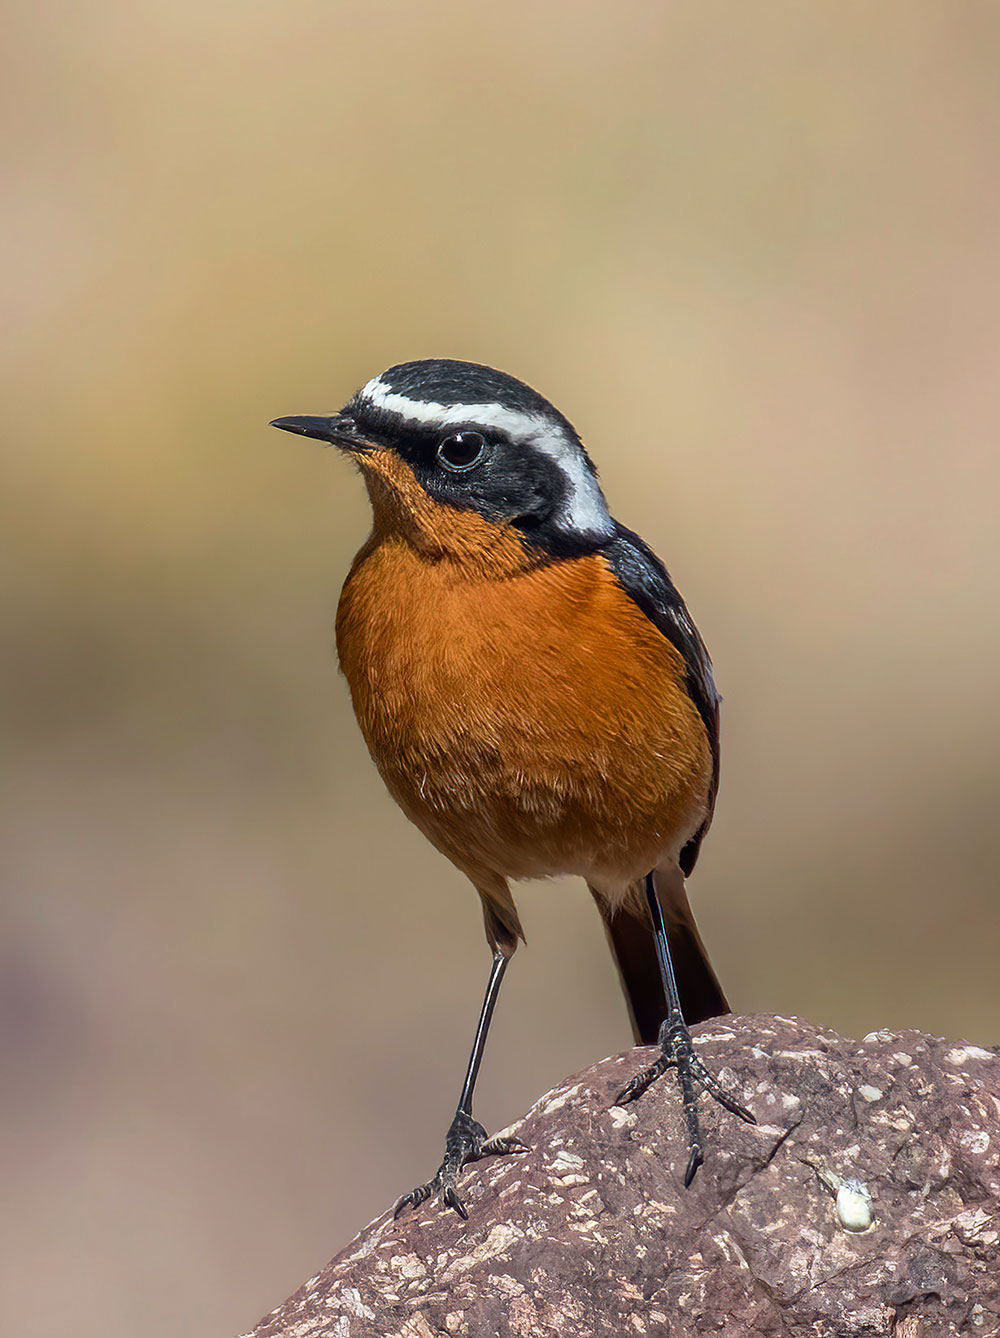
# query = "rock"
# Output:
<box><xmin>240</xmin><ymin>1015</ymin><xmax>1000</xmax><ymax>1337</ymax></box>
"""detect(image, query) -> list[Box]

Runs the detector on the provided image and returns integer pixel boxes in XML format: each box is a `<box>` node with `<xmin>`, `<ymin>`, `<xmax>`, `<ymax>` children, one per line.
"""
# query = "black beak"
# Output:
<box><xmin>269</xmin><ymin>412</ymin><xmax>369</xmax><ymax>451</ymax></box>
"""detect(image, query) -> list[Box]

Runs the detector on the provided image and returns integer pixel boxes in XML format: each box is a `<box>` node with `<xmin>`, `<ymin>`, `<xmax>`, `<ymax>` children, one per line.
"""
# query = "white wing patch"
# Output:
<box><xmin>358</xmin><ymin>377</ymin><xmax>613</xmax><ymax>540</ymax></box>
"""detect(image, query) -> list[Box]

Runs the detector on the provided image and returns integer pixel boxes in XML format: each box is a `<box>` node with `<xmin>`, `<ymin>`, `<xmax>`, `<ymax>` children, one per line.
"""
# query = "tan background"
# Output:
<box><xmin>3</xmin><ymin>3</ymin><xmax>1000</xmax><ymax>1335</ymax></box>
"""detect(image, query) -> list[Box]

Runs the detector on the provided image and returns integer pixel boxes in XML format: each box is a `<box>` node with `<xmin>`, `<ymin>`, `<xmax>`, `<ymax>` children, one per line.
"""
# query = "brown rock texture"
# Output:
<box><xmin>242</xmin><ymin>1015</ymin><xmax>1000</xmax><ymax>1337</ymax></box>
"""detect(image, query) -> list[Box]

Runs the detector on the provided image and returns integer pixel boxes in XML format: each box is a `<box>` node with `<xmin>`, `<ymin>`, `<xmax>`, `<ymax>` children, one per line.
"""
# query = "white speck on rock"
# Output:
<box><xmin>550</xmin><ymin>1150</ymin><xmax>585</xmax><ymax>1174</ymax></box>
<box><xmin>437</xmin><ymin>1225</ymin><xmax>524</xmax><ymax>1284</ymax></box>
<box><xmin>960</xmin><ymin>1129</ymin><xmax>990</xmax><ymax>1155</ymax></box>
<box><xmin>537</xmin><ymin>1083</ymin><xmax>581</xmax><ymax>1116</ymax></box>
<box><xmin>836</xmin><ymin>1179</ymin><xmax>875</xmax><ymax>1232</ymax></box>
<box><xmin>493</xmin><ymin>1273</ymin><xmax>525</xmax><ymax>1298</ymax></box>
<box><xmin>608</xmin><ymin>1106</ymin><xmax>636</xmax><ymax>1129</ymax></box>
<box><xmin>389</xmin><ymin>1254</ymin><xmax>426</xmax><ymax>1280</ymax></box>
<box><xmin>858</xmin><ymin>1085</ymin><xmax>883</xmax><ymax>1102</ymax></box>
<box><xmin>339</xmin><ymin>1287</ymin><xmax>376</xmax><ymax>1319</ymax></box>
<box><xmin>952</xmin><ymin>1207</ymin><xmax>997</xmax><ymax>1246</ymax></box>
<box><xmin>946</xmin><ymin>1045</ymin><xmax>993</xmax><ymax>1065</ymax></box>
<box><xmin>395</xmin><ymin>1316</ymin><xmax>437</xmax><ymax>1338</ymax></box>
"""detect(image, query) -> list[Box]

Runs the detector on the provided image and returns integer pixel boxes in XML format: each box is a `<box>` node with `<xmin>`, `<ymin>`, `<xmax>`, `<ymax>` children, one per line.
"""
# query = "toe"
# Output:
<box><xmin>479</xmin><ymin>1134</ymin><xmax>531</xmax><ymax>1157</ymax></box>
<box><xmin>716</xmin><ymin>1089</ymin><xmax>756</xmax><ymax>1123</ymax></box>
<box><xmin>613</xmin><ymin>1079</ymin><xmax>640</xmax><ymax>1106</ymax></box>
<box><xmin>393</xmin><ymin>1179</ymin><xmax>435</xmax><ymax>1218</ymax></box>
<box><xmin>614</xmin><ymin>1058</ymin><xmax>666</xmax><ymax>1106</ymax></box>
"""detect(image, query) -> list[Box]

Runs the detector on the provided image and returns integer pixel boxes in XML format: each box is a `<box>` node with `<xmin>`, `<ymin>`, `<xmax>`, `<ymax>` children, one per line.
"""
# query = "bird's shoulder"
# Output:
<box><xmin>599</xmin><ymin>521</ymin><xmax>720</xmax><ymax>873</ymax></box>
<box><xmin>600</xmin><ymin>521</ymin><xmax>719</xmax><ymax>717</ymax></box>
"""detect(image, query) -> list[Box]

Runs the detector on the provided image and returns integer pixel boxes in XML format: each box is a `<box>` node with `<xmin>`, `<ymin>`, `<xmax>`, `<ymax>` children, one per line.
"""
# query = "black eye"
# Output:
<box><xmin>436</xmin><ymin>431</ymin><xmax>486</xmax><ymax>471</ymax></box>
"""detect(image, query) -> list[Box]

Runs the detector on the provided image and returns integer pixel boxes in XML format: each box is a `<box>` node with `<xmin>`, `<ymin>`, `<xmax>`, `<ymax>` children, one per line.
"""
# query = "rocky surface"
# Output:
<box><xmin>241</xmin><ymin>1015</ymin><xmax>1000</xmax><ymax>1337</ymax></box>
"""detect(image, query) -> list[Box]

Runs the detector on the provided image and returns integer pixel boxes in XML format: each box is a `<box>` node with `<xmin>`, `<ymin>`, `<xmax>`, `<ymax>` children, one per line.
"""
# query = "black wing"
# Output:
<box><xmin>602</xmin><ymin>521</ymin><xmax>720</xmax><ymax>876</ymax></box>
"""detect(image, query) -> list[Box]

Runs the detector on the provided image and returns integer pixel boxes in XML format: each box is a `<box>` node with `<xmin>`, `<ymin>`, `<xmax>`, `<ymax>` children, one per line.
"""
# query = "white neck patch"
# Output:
<box><xmin>357</xmin><ymin>377</ymin><xmax>613</xmax><ymax>540</ymax></box>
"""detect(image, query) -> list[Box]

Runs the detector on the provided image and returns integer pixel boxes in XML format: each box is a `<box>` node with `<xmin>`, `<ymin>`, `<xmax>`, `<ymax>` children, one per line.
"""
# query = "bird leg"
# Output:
<box><xmin>394</xmin><ymin>949</ymin><xmax>529</xmax><ymax>1220</ymax></box>
<box><xmin>614</xmin><ymin>873</ymin><xmax>755</xmax><ymax>1185</ymax></box>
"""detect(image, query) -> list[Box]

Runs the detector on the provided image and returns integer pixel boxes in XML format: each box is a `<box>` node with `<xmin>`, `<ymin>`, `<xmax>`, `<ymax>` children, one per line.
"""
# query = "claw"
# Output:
<box><xmin>442</xmin><ymin>1186</ymin><xmax>468</xmax><ymax>1219</ymax></box>
<box><xmin>684</xmin><ymin>1146</ymin><xmax>704</xmax><ymax>1188</ymax></box>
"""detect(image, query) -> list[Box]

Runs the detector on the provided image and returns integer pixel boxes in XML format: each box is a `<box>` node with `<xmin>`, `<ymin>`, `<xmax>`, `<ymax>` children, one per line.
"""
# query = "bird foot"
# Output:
<box><xmin>614</xmin><ymin>1016</ymin><xmax>755</xmax><ymax>1186</ymax></box>
<box><xmin>393</xmin><ymin>1109</ymin><xmax>530</xmax><ymax>1220</ymax></box>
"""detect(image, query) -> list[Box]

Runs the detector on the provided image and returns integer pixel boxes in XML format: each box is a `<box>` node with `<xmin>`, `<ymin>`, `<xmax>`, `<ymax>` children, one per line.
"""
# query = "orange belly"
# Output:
<box><xmin>336</xmin><ymin>535</ymin><xmax>712</xmax><ymax>893</ymax></box>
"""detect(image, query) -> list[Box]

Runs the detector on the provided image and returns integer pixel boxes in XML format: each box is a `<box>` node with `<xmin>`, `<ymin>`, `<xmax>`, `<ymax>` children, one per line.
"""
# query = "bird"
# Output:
<box><xmin>271</xmin><ymin>359</ymin><xmax>754</xmax><ymax>1218</ymax></box>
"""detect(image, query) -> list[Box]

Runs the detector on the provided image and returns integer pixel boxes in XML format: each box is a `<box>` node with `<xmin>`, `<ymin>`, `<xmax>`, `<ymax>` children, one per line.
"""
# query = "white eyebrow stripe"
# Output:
<box><xmin>358</xmin><ymin>378</ymin><xmax>614</xmax><ymax>539</ymax></box>
<box><xmin>359</xmin><ymin>380</ymin><xmax>546</xmax><ymax>438</ymax></box>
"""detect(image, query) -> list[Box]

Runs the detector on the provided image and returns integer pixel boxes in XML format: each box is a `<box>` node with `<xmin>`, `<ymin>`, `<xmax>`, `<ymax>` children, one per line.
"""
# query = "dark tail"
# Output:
<box><xmin>590</xmin><ymin>869</ymin><xmax>729</xmax><ymax>1046</ymax></box>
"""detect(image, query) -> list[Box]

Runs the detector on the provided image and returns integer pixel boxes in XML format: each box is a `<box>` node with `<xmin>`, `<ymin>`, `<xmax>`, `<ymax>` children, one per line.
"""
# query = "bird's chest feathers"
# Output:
<box><xmin>336</xmin><ymin>532</ymin><xmax>710</xmax><ymax>883</ymax></box>
<box><xmin>336</xmin><ymin>537</ymin><xmax>565</xmax><ymax>757</ymax></box>
<box><xmin>337</xmin><ymin>532</ymin><xmax>704</xmax><ymax>804</ymax></box>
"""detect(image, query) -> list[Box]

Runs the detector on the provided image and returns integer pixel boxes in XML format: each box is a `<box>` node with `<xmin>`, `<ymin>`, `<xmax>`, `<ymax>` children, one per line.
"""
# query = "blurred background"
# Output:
<box><xmin>3</xmin><ymin>2</ymin><xmax>1000</xmax><ymax>1334</ymax></box>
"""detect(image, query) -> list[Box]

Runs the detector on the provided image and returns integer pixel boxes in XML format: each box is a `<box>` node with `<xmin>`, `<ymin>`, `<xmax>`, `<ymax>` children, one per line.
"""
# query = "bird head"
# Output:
<box><xmin>271</xmin><ymin>359</ymin><xmax>614</xmax><ymax>564</ymax></box>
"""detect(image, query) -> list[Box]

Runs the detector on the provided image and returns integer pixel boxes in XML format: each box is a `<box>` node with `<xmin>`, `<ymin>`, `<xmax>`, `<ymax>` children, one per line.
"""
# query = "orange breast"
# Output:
<box><xmin>335</xmin><ymin>529</ymin><xmax>712</xmax><ymax>893</ymax></box>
